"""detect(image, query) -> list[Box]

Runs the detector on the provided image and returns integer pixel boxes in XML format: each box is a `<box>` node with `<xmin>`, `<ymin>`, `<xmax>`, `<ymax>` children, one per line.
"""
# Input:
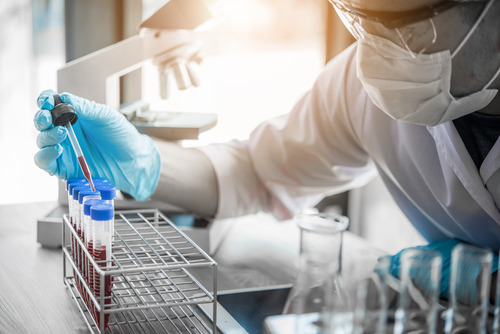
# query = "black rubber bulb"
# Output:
<box><xmin>50</xmin><ymin>94</ymin><xmax>78</xmax><ymax>127</ymax></box>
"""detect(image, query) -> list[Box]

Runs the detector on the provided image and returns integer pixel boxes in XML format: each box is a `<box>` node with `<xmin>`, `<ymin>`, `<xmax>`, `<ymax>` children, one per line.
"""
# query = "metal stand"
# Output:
<box><xmin>63</xmin><ymin>209</ymin><xmax>217</xmax><ymax>333</ymax></box>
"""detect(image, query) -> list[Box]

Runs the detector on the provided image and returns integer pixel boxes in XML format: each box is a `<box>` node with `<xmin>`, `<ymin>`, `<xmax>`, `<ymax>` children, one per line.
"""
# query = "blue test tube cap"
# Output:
<box><xmin>66</xmin><ymin>177</ymin><xmax>85</xmax><ymax>185</ymax></box>
<box><xmin>95</xmin><ymin>184</ymin><xmax>116</xmax><ymax>201</ymax></box>
<box><xmin>93</xmin><ymin>178</ymin><xmax>109</xmax><ymax>184</ymax></box>
<box><xmin>73</xmin><ymin>185</ymin><xmax>91</xmax><ymax>201</ymax></box>
<box><xmin>69</xmin><ymin>182</ymin><xmax>88</xmax><ymax>196</ymax></box>
<box><xmin>91</xmin><ymin>204</ymin><xmax>114</xmax><ymax>221</ymax></box>
<box><xmin>78</xmin><ymin>190</ymin><xmax>101</xmax><ymax>204</ymax></box>
<box><xmin>84</xmin><ymin>199</ymin><xmax>106</xmax><ymax>216</ymax></box>
<box><xmin>67</xmin><ymin>179</ymin><xmax>87</xmax><ymax>191</ymax></box>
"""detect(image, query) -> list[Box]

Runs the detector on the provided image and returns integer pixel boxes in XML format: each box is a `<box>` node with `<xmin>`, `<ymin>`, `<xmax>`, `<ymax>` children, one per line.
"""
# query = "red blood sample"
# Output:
<box><xmin>88</xmin><ymin>240</ymin><xmax>95</xmax><ymax>318</ymax></box>
<box><xmin>72</xmin><ymin>222</ymin><xmax>77</xmax><ymax>284</ymax></box>
<box><xmin>81</xmin><ymin>230</ymin><xmax>89</xmax><ymax>307</ymax></box>
<box><xmin>77</xmin><ymin>156</ymin><xmax>95</xmax><ymax>191</ymax></box>
<box><xmin>94</xmin><ymin>245</ymin><xmax>111</xmax><ymax>329</ymax></box>
<box><xmin>77</xmin><ymin>229</ymin><xmax>82</xmax><ymax>294</ymax></box>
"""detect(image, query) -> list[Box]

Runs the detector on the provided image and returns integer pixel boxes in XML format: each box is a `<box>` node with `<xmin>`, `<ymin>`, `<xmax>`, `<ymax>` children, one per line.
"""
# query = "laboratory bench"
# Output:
<box><xmin>0</xmin><ymin>201</ymin><xmax>385</xmax><ymax>334</ymax></box>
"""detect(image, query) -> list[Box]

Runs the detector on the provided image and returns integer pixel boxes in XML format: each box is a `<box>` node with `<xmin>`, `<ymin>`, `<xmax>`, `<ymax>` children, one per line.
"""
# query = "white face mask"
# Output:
<box><xmin>356</xmin><ymin>2</ymin><xmax>500</xmax><ymax>127</ymax></box>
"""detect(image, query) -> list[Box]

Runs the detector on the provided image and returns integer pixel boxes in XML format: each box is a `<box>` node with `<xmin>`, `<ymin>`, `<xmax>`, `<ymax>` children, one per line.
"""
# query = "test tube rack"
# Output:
<box><xmin>62</xmin><ymin>209</ymin><xmax>218</xmax><ymax>334</ymax></box>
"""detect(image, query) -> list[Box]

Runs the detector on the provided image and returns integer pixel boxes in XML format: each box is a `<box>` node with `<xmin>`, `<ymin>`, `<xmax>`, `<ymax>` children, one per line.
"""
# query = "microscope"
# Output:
<box><xmin>38</xmin><ymin>0</ymin><xmax>221</xmax><ymax>251</ymax></box>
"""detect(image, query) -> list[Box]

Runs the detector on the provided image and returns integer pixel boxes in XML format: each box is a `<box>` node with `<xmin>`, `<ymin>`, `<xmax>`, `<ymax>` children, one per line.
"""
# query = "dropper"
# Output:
<box><xmin>51</xmin><ymin>94</ymin><xmax>96</xmax><ymax>192</ymax></box>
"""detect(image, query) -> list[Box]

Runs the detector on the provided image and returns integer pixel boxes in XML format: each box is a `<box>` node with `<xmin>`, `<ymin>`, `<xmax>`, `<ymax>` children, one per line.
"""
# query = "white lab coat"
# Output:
<box><xmin>198</xmin><ymin>43</ymin><xmax>500</xmax><ymax>251</ymax></box>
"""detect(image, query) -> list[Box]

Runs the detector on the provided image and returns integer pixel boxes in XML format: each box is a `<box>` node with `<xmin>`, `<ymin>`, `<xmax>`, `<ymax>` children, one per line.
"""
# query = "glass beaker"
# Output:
<box><xmin>283</xmin><ymin>212</ymin><xmax>349</xmax><ymax>318</ymax></box>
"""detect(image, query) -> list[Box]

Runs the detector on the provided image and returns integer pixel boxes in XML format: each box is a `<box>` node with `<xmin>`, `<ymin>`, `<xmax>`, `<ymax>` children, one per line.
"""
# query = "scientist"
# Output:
<box><xmin>34</xmin><ymin>0</ymin><xmax>500</xmax><ymax>300</ymax></box>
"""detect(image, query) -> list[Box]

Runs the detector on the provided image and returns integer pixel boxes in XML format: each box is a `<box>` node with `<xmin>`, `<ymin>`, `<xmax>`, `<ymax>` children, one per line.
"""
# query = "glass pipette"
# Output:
<box><xmin>50</xmin><ymin>94</ymin><xmax>96</xmax><ymax>192</ymax></box>
<box><xmin>65</xmin><ymin>124</ymin><xmax>96</xmax><ymax>192</ymax></box>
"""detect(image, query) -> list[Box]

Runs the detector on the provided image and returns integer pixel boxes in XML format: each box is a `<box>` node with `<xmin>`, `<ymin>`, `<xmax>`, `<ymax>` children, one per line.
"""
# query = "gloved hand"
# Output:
<box><xmin>33</xmin><ymin>89</ymin><xmax>161</xmax><ymax>201</ymax></box>
<box><xmin>376</xmin><ymin>239</ymin><xmax>498</xmax><ymax>306</ymax></box>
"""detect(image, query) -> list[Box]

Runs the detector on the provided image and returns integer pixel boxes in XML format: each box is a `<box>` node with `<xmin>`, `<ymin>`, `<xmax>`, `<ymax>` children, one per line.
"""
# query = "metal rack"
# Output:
<box><xmin>62</xmin><ymin>209</ymin><xmax>218</xmax><ymax>334</ymax></box>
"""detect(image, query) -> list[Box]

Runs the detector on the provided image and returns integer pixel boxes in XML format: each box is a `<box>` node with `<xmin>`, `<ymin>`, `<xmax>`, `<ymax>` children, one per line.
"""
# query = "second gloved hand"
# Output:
<box><xmin>378</xmin><ymin>239</ymin><xmax>498</xmax><ymax>306</ymax></box>
<box><xmin>34</xmin><ymin>89</ymin><xmax>161</xmax><ymax>201</ymax></box>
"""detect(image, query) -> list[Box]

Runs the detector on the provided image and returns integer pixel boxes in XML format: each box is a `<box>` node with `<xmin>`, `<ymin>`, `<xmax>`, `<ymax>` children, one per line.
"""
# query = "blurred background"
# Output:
<box><xmin>0</xmin><ymin>0</ymin><xmax>425</xmax><ymax>253</ymax></box>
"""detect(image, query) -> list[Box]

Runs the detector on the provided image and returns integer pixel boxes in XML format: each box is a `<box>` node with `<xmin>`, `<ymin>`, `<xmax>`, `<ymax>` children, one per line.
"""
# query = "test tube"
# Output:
<box><xmin>50</xmin><ymin>94</ymin><xmax>96</xmax><ymax>192</ymax></box>
<box><xmin>78</xmin><ymin>189</ymin><xmax>101</xmax><ymax>304</ymax></box>
<box><xmin>66</xmin><ymin>177</ymin><xmax>86</xmax><ymax>204</ymax></box>
<box><xmin>66</xmin><ymin>180</ymin><xmax>87</xmax><ymax>267</ymax></box>
<box><xmin>68</xmin><ymin>180</ymin><xmax>87</xmax><ymax>221</ymax></box>
<box><xmin>394</xmin><ymin>249</ymin><xmax>442</xmax><ymax>334</ymax></box>
<box><xmin>445</xmin><ymin>244</ymin><xmax>493</xmax><ymax>334</ymax></box>
<box><xmin>372</xmin><ymin>256</ymin><xmax>391</xmax><ymax>334</ymax></box>
<box><xmin>73</xmin><ymin>185</ymin><xmax>91</xmax><ymax>292</ymax></box>
<box><xmin>95</xmin><ymin>184</ymin><xmax>116</xmax><ymax>207</ymax></box>
<box><xmin>91</xmin><ymin>204</ymin><xmax>114</xmax><ymax>330</ymax></box>
<box><xmin>83</xmin><ymin>198</ymin><xmax>105</xmax><ymax>317</ymax></box>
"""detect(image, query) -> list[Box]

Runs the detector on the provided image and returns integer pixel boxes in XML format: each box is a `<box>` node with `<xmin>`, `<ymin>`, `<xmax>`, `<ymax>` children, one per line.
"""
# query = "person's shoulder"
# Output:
<box><xmin>316</xmin><ymin>43</ymin><xmax>361</xmax><ymax>92</ymax></box>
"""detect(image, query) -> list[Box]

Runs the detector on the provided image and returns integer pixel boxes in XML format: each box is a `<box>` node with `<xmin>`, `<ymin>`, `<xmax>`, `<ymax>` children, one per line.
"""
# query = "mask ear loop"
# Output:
<box><xmin>482</xmin><ymin>65</ymin><xmax>500</xmax><ymax>90</ymax></box>
<box><xmin>451</xmin><ymin>0</ymin><xmax>495</xmax><ymax>59</ymax></box>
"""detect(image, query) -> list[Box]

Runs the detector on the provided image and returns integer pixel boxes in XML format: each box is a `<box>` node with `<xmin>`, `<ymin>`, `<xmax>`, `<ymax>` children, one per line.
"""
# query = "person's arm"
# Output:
<box><xmin>150</xmin><ymin>140</ymin><xmax>218</xmax><ymax>217</ymax></box>
<box><xmin>196</xmin><ymin>43</ymin><xmax>376</xmax><ymax>220</ymax></box>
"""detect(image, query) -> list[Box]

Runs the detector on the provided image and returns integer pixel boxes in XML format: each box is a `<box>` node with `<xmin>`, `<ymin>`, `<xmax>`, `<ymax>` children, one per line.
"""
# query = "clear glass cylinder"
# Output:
<box><xmin>445</xmin><ymin>244</ymin><xmax>492</xmax><ymax>334</ymax></box>
<box><xmin>394</xmin><ymin>249</ymin><xmax>442</xmax><ymax>334</ymax></box>
<box><xmin>283</xmin><ymin>212</ymin><xmax>349</xmax><ymax>319</ymax></box>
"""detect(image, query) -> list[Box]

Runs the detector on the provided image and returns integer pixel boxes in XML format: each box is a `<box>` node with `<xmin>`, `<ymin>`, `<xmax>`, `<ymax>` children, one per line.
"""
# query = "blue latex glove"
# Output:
<box><xmin>33</xmin><ymin>89</ymin><xmax>161</xmax><ymax>201</ymax></box>
<box><xmin>377</xmin><ymin>239</ymin><xmax>498</xmax><ymax>305</ymax></box>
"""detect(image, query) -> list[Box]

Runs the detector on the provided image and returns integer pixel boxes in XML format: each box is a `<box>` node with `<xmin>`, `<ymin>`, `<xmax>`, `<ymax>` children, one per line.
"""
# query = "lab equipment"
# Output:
<box><xmin>394</xmin><ymin>249</ymin><xmax>442</xmax><ymax>334</ymax></box>
<box><xmin>50</xmin><ymin>94</ymin><xmax>96</xmax><ymax>192</ymax></box>
<box><xmin>445</xmin><ymin>244</ymin><xmax>493</xmax><ymax>334</ymax></box>
<box><xmin>325</xmin><ymin>277</ymin><xmax>369</xmax><ymax>334</ymax></box>
<box><xmin>83</xmin><ymin>199</ymin><xmax>106</xmax><ymax>318</ymax></box>
<box><xmin>372</xmin><ymin>256</ymin><xmax>391</xmax><ymax>334</ymax></box>
<box><xmin>78</xmin><ymin>189</ymin><xmax>101</xmax><ymax>304</ymax></box>
<box><xmin>95</xmin><ymin>183</ymin><xmax>116</xmax><ymax>206</ymax></box>
<box><xmin>386</xmin><ymin>239</ymin><xmax>474</xmax><ymax>301</ymax></box>
<box><xmin>72</xmin><ymin>185</ymin><xmax>91</xmax><ymax>293</ymax></box>
<box><xmin>36</xmin><ymin>90</ymin><xmax>161</xmax><ymax>201</ymax></box>
<box><xmin>199</xmin><ymin>285</ymin><xmax>292</xmax><ymax>334</ymax></box>
<box><xmin>330</xmin><ymin>0</ymin><xmax>494</xmax><ymax>58</ymax></box>
<box><xmin>56</xmin><ymin>0</ymin><xmax>217</xmax><ymax>142</ymax></box>
<box><xmin>62</xmin><ymin>209</ymin><xmax>218</xmax><ymax>334</ymax></box>
<box><xmin>283</xmin><ymin>213</ymin><xmax>349</xmax><ymax>332</ymax></box>
<box><xmin>90</xmin><ymin>204</ymin><xmax>114</xmax><ymax>329</ymax></box>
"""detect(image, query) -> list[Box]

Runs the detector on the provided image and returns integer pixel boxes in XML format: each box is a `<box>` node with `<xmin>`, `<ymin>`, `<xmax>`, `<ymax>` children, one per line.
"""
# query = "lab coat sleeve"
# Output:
<box><xmin>198</xmin><ymin>43</ymin><xmax>377</xmax><ymax>220</ymax></box>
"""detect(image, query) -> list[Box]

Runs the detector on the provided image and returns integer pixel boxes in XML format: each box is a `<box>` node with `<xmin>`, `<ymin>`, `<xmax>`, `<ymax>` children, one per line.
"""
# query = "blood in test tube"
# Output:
<box><xmin>68</xmin><ymin>181</ymin><xmax>88</xmax><ymax>289</ymax></box>
<box><xmin>91</xmin><ymin>204</ymin><xmax>114</xmax><ymax>329</ymax></box>
<box><xmin>83</xmin><ymin>198</ymin><xmax>105</xmax><ymax>319</ymax></box>
<box><xmin>78</xmin><ymin>190</ymin><xmax>101</xmax><ymax>306</ymax></box>
<box><xmin>73</xmin><ymin>185</ymin><xmax>91</xmax><ymax>293</ymax></box>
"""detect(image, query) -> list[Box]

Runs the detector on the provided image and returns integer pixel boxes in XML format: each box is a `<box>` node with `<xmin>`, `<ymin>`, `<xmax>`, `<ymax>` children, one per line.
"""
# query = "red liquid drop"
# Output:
<box><xmin>94</xmin><ymin>245</ymin><xmax>111</xmax><ymax>330</ymax></box>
